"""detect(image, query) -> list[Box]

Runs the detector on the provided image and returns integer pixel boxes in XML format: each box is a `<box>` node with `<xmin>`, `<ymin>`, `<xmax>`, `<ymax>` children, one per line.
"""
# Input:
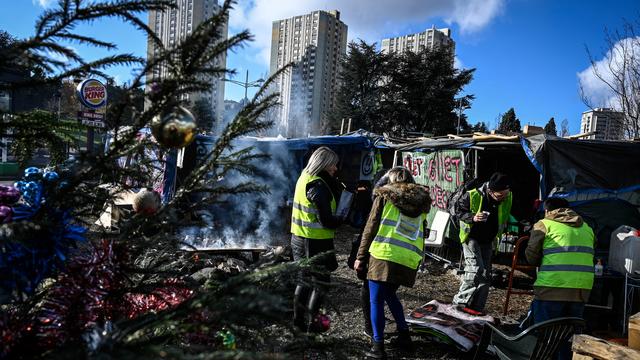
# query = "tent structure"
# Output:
<box><xmin>163</xmin><ymin>130</ymin><xmax>640</xmax><ymax>254</ymax></box>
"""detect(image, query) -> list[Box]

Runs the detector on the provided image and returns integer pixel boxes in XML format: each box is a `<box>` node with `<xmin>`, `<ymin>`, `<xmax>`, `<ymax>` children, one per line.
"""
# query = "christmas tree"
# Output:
<box><xmin>0</xmin><ymin>1</ymin><xmax>340</xmax><ymax>358</ymax></box>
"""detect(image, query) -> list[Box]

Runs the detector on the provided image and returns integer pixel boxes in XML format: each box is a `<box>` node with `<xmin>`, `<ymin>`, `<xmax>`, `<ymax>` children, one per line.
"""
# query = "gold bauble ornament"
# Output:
<box><xmin>151</xmin><ymin>106</ymin><xmax>197</xmax><ymax>148</ymax></box>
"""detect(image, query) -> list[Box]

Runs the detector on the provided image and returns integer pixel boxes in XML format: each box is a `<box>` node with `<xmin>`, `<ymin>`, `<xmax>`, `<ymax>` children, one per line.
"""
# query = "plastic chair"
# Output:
<box><xmin>472</xmin><ymin>317</ymin><xmax>585</xmax><ymax>360</ymax></box>
<box><xmin>503</xmin><ymin>235</ymin><xmax>536</xmax><ymax>315</ymax></box>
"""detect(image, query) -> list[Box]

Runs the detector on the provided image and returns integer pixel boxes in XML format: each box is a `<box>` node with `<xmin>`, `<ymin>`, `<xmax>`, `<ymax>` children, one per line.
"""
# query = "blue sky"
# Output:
<box><xmin>2</xmin><ymin>0</ymin><xmax>639</xmax><ymax>134</ymax></box>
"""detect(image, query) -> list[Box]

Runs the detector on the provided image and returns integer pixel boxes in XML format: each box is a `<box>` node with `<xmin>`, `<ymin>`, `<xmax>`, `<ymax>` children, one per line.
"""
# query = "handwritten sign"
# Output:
<box><xmin>402</xmin><ymin>150</ymin><xmax>465</xmax><ymax>240</ymax></box>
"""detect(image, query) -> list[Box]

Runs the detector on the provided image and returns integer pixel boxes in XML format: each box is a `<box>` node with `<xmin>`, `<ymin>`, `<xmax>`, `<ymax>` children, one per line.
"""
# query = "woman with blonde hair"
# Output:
<box><xmin>290</xmin><ymin>146</ymin><xmax>343</xmax><ymax>332</ymax></box>
<box><xmin>354</xmin><ymin>166</ymin><xmax>430</xmax><ymax>358</ymax></box>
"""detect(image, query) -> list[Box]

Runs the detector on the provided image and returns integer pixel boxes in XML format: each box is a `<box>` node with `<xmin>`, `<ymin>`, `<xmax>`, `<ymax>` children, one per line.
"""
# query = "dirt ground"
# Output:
<box><xmin>315</xmin><ymin>226</ymin><xmax>534</xmax><ymax>360</ymax></box>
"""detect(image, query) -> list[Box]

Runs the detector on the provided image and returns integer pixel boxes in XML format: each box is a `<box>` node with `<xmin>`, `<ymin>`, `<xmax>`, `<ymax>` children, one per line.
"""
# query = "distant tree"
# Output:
<box><xmin>544</xmin><ymin>117</ymin><xmax>557</xmax><ymax>135</ymax></box>
<box><xmin>471</xmin><ymin>121</ymin><xmax>489</xmax><ymax>133</ymax></box>
<box><xmin>105</xmin><ymin>82</ymin><xmax>145</xmax><ymax>127</ymax></box>
<box><xmin>331</xmin><ymin>40</ymin><xmax>391</xmax><ymax>134</ymax></box>
<box><xmin>386</xmin><ymin>47</ymin><xmax>475</xmax><ymax>136</ymax></box>
<box><xmin>0</xmin><ymin>30</ymin><xmax>16</xmax><ymax>49</ymax></box>
<box><xmin>497</xmin><ymin>108</ymin><xmax>522</xmax><ymax>133</ymax></box>
<box><xmin>580</xmin><ymin>19</ymin><xmax>640</xmax><ymax>139</ymax></box>
<box><xmin>456</xmin><ymin>113</ymin><xmax>471</xmax><ymax>134</ymax></box>
<box><xmin>333</xmin><ymin>42</ymin><xmax>475</xmax><ymax>137</ymax></box>
<box><xmin>560</xmin><ymin>118</ymin><xmax>570</xmax><ymax>137</ymax></box>
<box><xmin>44</xmin><ymin>80</ymin><xmax>77</xmax><ymax>119</ymax></box>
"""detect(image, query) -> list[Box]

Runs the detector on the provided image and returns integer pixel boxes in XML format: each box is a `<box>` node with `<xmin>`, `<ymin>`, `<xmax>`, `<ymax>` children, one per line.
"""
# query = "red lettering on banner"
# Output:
<box><xmin>427</xmin><ymin>155</ymin><xmax>463</xmax><ymax>185</ymax></box>
<box><xmin>429</xmin><ymin>184</ymin><xmax>451</xmax><ymax>210</ymax></box>
<box><xmin>450</xmin><ymin>157</ymin><xmax>462</xmax><ymax>186</ymax></box>
<box><xmin>403</xmin><ymin>155</ymin><xmax>424</xmax><ymax>177</ymax></box>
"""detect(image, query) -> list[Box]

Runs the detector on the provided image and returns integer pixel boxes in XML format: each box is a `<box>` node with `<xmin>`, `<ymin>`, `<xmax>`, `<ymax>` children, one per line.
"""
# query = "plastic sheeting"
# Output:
<box><xmin>521</xmin><ymin>134</ymin><xmax>640</xmax><ymax>198</ymax></box>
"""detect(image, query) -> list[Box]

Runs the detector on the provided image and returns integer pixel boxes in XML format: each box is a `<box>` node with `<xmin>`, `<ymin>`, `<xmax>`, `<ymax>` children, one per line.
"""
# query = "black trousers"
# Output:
<box><xmin>291</xmin><ymin>234</ymin><xmax>337</xmax><ymax>331</ymax></box>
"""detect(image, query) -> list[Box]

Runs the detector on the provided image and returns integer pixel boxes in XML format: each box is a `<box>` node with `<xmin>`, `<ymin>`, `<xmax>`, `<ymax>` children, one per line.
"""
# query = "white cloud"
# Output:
<box><xmin>577</xmin><ymin>37</ymin><xmax>640</xmax><ymax>109</ymax></box>
<box><xmin>446</xmin><ymin>0</ymin><xmax>504</xmax><ymax>34</ymax></box>
<box><xmin>33</xmin><ymin>0</ymin><xmax>56</xmax><ymax>8</ymax></box>
<box><xmin>229</xmin><ymin>0</ymin><xmax>505</xmax><ymax>66</ymax></box>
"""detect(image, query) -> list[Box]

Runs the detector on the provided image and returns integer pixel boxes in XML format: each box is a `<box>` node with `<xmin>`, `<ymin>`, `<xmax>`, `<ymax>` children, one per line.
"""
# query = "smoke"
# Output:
<box><xmin>180</xmin><ymin>139</ymin><xmax>299</xmax><ymax>250</ymax></box>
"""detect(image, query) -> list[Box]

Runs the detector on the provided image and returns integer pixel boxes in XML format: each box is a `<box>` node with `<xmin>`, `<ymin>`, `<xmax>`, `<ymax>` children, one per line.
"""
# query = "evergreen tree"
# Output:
<box><xmin>331</xmin><ymin>40</ymin><xmax>391</xmax><ymax>134</ymax></box>
<box><xmin>332</xmin><ymin>43</ymin><xmax>475</xmax><ymax>137</ymax></box>
<box><xmin>386</xmin><ymin>47</ymin><xmax>475</xmax><ymax>136</ymax></box>
<box><xmin>0</xmin><ymin>1</ymin><xmax>330</xmax><ymax>358</ymax></box>
<box><xmin>471</xmin><ymin>121</ymin><xmax>489</xmax><ymax>133</ymax></box>
<box><xmin>497</xmin><ymin>108</ymin><xmax>522</xmax><ymax>134</ymax></box>
<box><xmin>544</xmin><ymin>117</ymin><xmax>557</xmax><ymax>135</ymax></box>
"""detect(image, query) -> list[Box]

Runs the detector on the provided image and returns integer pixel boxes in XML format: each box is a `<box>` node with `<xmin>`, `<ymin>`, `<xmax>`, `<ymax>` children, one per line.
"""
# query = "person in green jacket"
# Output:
<box><xmin>526</xmin><ymin>197</ymin><xmax>594</xmax><ymax>360</ymax></box>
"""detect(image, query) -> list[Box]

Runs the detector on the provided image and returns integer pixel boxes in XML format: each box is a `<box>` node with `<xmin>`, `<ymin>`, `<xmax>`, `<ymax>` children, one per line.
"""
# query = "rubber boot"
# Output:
<box><xmin>365</xmin><ymin>341</ymin><xmax>386</xmax><ymax>359</ymax></box>
<box><xmin>293</xmin><ymin>285</ymin><xmax>310</xmax><ymax>331</ymax></box>
<box><xmin>307</xmin><ymin>288</ymin><xmax>325</xmax><ymax>333</ymax></box>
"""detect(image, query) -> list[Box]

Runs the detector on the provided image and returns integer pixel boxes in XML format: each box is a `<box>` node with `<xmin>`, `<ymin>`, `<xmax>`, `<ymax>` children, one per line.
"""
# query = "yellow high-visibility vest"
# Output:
<box><xmin>290</xmin><ymin>171</ymin><xmax>336</xmax><ymax>239</ymax></box>
<box><xmin>369</xmin><ymin>202</ymin><xmax>427</xmax><ymax>270</ymax></box>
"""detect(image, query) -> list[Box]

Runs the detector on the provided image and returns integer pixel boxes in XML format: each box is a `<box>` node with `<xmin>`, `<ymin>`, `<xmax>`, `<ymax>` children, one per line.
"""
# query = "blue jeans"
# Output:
<box><xmin>531</xmin><ymin>299</ymin><xmax>585</xmax><ymax>360</ymax></box>
<box><xmin>369</xmin><ymin>280</ymin><xmax>408</xmax><ymax>343</ymax></box>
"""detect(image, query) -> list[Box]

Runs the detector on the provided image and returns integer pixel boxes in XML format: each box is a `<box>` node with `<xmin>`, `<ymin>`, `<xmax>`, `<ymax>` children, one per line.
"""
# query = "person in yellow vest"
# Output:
<box><xmin>452</xmin><ymin>172</ymin><xmax>513</xmax><ymax>314</ymax></box>
<box><xmin>525</xmin><ymin>197</ymin><xmax>594</xmax><ymax>360</ymax></box>
<box><xmin>354</xmin><ymin>167</ymin><xmax>430</xmax><ymax>359</ymax></box>
<box><xmin>291</xmin><ymin>146</ymin><xmax>343</xmax><ymax>332</ymax></box>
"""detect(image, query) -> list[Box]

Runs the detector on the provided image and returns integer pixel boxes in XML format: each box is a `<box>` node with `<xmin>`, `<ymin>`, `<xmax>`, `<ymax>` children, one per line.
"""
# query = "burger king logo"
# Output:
<box><xmin>77</xmin><ymin>78</ymin><xmax>107</xmax><ymax>109</ymax></box>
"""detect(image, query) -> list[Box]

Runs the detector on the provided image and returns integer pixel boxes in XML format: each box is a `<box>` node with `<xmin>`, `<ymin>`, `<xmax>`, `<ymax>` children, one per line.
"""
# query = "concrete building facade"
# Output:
<box><xmin>581</xmin><ymin>108</ymin><xmax>624</xmax><ymax>140</ymax></box>
<box><xmin>146</xmin><ymin>0</ymin><xmax>227</xmax><ymax>134</ymax></box>
<box><xmin>381</xmin><ymin>26</ymin><xmax>455</xmax><ymax>55</ymax></box>
<box><xmin>269</xmin><ymin>10</ymin><xmax>348</xmax><ymax>137</ymax></box>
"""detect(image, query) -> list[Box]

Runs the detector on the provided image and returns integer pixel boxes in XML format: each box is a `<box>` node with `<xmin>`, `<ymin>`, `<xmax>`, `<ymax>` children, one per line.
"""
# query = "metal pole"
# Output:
<box><xmin>456</xmin><ymin>99</ymin><xmax>461</xmax><ymax>135</ymax></box>
<box><xmin>244</xmin><ymin>69</ymin><xmax>249</xmax><ymax>102</ymax></box>
<box><xmin>340</xmin><ymin>118</ymin><xmax>344</xmax><ymax>135</ymax></box>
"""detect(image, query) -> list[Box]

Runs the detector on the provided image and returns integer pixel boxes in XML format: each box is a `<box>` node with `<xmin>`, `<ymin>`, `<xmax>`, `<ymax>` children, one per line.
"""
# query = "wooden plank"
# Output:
<box><xmin>572</xmin><ymin>334</ymin><xmax>640</xmax><ymax>360</ymax></box>
<box><xmin>630</xmin><ymin>312</ymin><xmax>640</xmax><ymax>350</ymax></box>
<box><xmin>572</xmin><ymin>354</ymin><xmax>593</xmax><ymax>360</ymax></box>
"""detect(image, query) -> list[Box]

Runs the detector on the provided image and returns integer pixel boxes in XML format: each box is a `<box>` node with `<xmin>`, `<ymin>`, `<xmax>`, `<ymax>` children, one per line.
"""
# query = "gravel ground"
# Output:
<box><xmin>311</xmin><ymin>226</ymin><xmax>534</xmax><ymax>360</ymax></box>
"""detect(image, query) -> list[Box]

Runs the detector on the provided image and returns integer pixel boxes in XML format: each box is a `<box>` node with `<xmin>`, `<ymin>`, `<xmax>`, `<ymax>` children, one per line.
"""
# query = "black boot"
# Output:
<box><xmin>388</xmin><ymin>329</ymin><xmax>414</xmax><ymax>352</ymax></box>
<box><xmin>365</xmin><ymin>341</ymin><xmax>386</xmax><ymax>359</ymax></box>
<box><xmin>293</xmin><ymin>285</ymin><xmax>310</xmax><ymax>331</ymax></box>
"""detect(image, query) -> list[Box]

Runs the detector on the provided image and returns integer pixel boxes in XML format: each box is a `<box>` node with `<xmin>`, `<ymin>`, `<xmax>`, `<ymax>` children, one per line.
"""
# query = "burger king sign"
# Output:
<box><xmin>76</xmin><ymin>78</ymin><xmax>107</xmax><ymax>109</ymax></box>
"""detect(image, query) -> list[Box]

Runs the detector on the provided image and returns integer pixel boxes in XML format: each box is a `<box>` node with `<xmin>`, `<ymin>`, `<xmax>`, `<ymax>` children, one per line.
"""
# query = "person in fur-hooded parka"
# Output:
<box><xmin>354</xmin><ymin>167</ymin><xmax>430</xmax><ymax>359</ymax></box>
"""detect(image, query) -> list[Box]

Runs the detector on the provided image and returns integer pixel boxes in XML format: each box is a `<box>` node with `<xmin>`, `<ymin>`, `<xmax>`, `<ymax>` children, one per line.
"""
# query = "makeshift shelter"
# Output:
<box><xmin>169</xmin><ymin>131</ymin><xmax>384</xmax><ymax>248</ymax></box>
<box><xmin>382</xmin><ymin>134</ymin><xmax>541</xmax><ymax>263</ymax></box>
<box><xmin>523</xmin><ymin>134</ymin><xmax>640</xmax><ymax>252</ymax></box>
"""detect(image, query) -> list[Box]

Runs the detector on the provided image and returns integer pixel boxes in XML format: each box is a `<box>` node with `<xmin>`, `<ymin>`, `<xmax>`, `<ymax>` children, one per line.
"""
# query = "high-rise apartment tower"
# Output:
<box><xmin>147</xmin><ymin>0</ymin><xmax>227</xmax><ymax>134</ymax></box>
<box><xmin>269</xmin><ymin>10</ymin><xmax>348</xmax><ymax>137</ymax></box>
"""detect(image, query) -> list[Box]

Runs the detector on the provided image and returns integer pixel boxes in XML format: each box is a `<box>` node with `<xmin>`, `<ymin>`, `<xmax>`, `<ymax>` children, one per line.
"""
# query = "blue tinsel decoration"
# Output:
<box><xmin>0</xmin><ymin>167</ymin><xmax>86</xmax><ymax>298</ymax></box>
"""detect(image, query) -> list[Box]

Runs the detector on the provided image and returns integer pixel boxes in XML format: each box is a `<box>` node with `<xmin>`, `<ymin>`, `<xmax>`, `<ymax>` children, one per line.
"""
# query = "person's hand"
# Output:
<box><xmin>473</xmin><ymin>212</ymin><xmax>489</xmax><ymax>222</ymax></box>
<box><xmin>354</xmin><ymin>259</ymin><xmax>363</xmax><ymax>272</ymax></box>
